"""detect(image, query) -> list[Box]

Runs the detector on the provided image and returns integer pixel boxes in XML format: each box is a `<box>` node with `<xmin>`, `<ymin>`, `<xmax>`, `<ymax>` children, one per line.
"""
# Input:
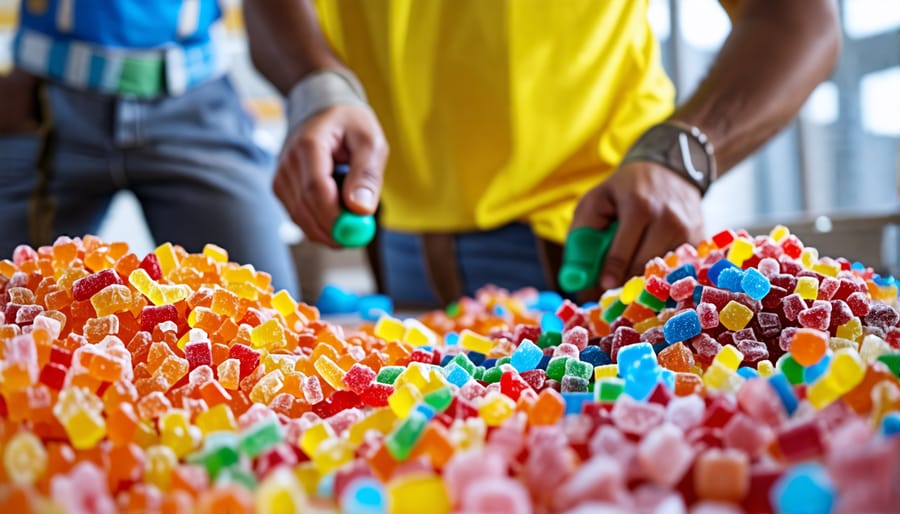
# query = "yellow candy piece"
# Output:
<box><xmin>713</xmin><ymin>345</ymin><xmax>744</xmax><ymax>371</ymax></box>
<box><xmin>145</xmin><ymin>444</ymin><xmax>178</xmax><ymax>491</ymax></box>
<box><xmin>89</xmin><ymin>284</ymin><xmax>132</xmax><ymax>317</ymax></box>
<box><xmin>311</xmin><ymin>438</ymin><xmax>354</xmax><ymax>475</ymax></box>
<box><xmin>459</xmin><ymin>329</ymin><xmax>494</xmax><ymax>354</ymax></box>
<box><xmin>828</xmin><ymin>337</ymin><xmax>858</xmax><ymax>353</ymax></box>
<box><xmin>719</xmin><ymin>301</ymin><xmax>754</xmax><ymax>331</ymax></box>
<box><xmin>402</xmin><ymin>319</ymin><xmax>438</xmax><ymax>347</ymax></box>
<box><xmin>702</xmin><ymin>360</ymin><xmax>744</xmax><ymax>392</ymax></box>
<box><xmin>808</xmin><ymin>348</ymin><xmax>865</xmax><ymax>409</ymax></box>
<box><xmin>251</xmin><ymin>319</ymin><xmax>287</xmax><ymax>350</ymax></box>
<box><xmin>388</xmin><ymin>383</ymin><xmax>423</xmax><ymax>419</ymax></box>
<box><xmin>154</xmin><ymin>242</ymin><xmax>179</xmax><ymax>277</ymax></box>
<box><xmin>195</xmin><ymin>404</ymin><xmax>237</xmax><ymax>435</ymax></box>
<box><xmin>349</xmin><ymin>408</ymin><xmax>399</xmax><ymax>444</ymax></box>
<box><xmin>812</xmin><ymin>261</ymin><xmax>839</xmax><ymax>277</ymax></box>
<box><xmin>859</xmin><ymin>334</ymin><xmax>891</xmax><ymax>363</ymax></box>
<box><xmin>293</xmin><ymin>461</ymin><xmax>320</xmax><ymax>497</ymax></box>
<box><xmin>3</xmin><ymin>431</ymin><xmax>47</xmax><ymax>485</ymax></box>
<box><xmin>223</xmin><ymin>264</ymin><xmax>257</xmax><ymax>284</ymax></box>
<box><xmin>769</xmin><ymin>224</ymin><xmax>790</xmax><ymax>242</ymax></box>
<box><xmin>594</xmin><ymin>364</ymin><xmax>619</xmax><ymax>381</ymax></box>
<box><xmin>255</xmin><ymin>467</ymin><xmax>307</xmax><ymax>514</ymax></box>
<box><xmin>374</xmin><ymin>315</ymin><xmax>407</xmax><ymax>342</ymax></box>
<box><xmin>727</xmin><ymin>237</ymin><xmax>754</xmax><ymax>266</ymax></box>
<box><xmin>250</xmin><ymin>370</ymin><xmax>286</xmax><ymax>404</ymax></box>
<box><xmin>395</xmin><ymin>363</ymin><xmax>429</xmax><ymax>391</ymax></box>
<box><xmin>599</xmin><ymin>288</ymin><xmax>622</xmax><ymax>309</ymax></box>
<box><xmin>836</xmin><ymin>317</ymin><xmax>863</xmax><ymax>343</ymax></box>
<box><xmin>387</xmin><ymin>473</ymin><xmax>451</xmax><ymax>514</ymax></box>
<box><xmin>620</xmin><ymin>276</ymin><xmax>645</xmax><ymax>305</ymax></box>
<box><xmin>313</xmin><ymin>355</ymin><xmax>346</xmax><ymax>391</ymax></box>
<box><xmin>202</xmin><ymin>243</ymin><xmax>228</xmax><ymax>263</ymax></box>
<box><xmin>271</xmin><ymin>289</ymin><xmax>297</xmax><ymax>317</ymax></box>
<box><xmin>756</xmin><ymin>359</ymin><xmax>775</xmax><ymax>377</ymax></box>
<box><xmin>299</xmin><ymin>422</ymin><xmax>335</xmax><ymax>457</ymax></box>
<box><xmin>477</xmin><ymin>391</ymin><xmax>516</xmax><ymax>427</ymax></box>
<box><xmin>159</xmin><ymin>409</ymin><xmax>199</xmax><ymax>458</ymax></box>
<box><xmin>633</xmin><ymin>316</ymin><xmax>662</xmax><ymax>333</ymax></box>
<box><xmin>800</xmin><ymin>247</ymin><xmax>819</xmax><ymax>269</ymax></box>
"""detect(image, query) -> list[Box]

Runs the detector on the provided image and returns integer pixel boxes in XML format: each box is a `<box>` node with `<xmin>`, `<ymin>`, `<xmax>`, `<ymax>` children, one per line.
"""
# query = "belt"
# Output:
<box><xmin>13</xmin><ymin>28</ymin><xmax>228</xmax><ymax>98</ymax></box>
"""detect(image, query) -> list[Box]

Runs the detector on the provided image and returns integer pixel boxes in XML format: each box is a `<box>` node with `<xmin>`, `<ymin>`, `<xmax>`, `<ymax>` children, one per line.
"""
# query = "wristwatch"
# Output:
<box><xmin>621</xmin><ymin>120</ymin><xmax>717</xmax><ymax>195</ymax></box>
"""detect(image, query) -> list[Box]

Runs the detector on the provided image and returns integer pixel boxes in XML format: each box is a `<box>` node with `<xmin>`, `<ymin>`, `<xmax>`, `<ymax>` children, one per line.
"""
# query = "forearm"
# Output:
<box><xmin>671</xmin><ymin>0</ymin><xmax>841</xmax><ymax>173</ymax></box>
<box><xmin>243</xmin><ymin>0</ymin><xmax>344</xmax><ymax>94</ymax></box>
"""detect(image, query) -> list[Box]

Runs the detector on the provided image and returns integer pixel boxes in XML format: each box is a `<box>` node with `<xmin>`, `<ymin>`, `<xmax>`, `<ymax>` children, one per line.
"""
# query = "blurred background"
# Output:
<box><xmin>1</xmin><ymin>0</ymin><xmax>898</xmax><ymax>301</ymax></box>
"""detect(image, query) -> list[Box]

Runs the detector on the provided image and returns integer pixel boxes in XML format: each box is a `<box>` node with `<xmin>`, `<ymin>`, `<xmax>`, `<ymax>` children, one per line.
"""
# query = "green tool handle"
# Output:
<box><xmin>331</xmin><ymin>164</ymin><xmax>377</xmax><ymax>248</ymax></box>
<box><xmin>558</xmin><ymin>220</ymin><xmax>619</xmax><ymax>293</ymax></box>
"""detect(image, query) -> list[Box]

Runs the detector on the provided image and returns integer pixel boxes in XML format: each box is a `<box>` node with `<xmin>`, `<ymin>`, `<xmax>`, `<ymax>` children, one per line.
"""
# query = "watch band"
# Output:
<box><xmin>621</xmin><ymin>121</ymin><xmax>717</xmax><ymax>195</ymax></box>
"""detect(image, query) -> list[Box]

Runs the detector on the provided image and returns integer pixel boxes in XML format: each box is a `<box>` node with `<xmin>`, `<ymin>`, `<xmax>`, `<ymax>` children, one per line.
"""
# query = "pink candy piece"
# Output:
<box><xmin>696</xmin><ymin>303</ymin><xmax>719</xmax><ymax>330</ymax></box>
<box><xmin>461</xmin><ymin>477</ymin><xmax>533</xmax><ymax>514</ymax></box>
<box><xmin>72</xmin><ymin>269</ymin><xmax>123</xmax><ymax>302</ymax></box>
<box><xmin>665</xmin><ymin>395</ymin><xmax>706</xmax><ymax>431</ymax></box>
<box><xmin>611</xmin><ymin>395</ymin><xmax>665</xmax><ymax>436</ymax></box>
<box><xmin>51</xmin><ymin>462</ymin><xmax>117</xmax><ymax>514</ymax></box>
<box><xmin>553</xmin><ymin>455</ymin><xmax>626</xmax><ymax>512</ymax></box>
<box><xmin>562</xmin><ymin>326</ymin><xmax>590</xmax><ymax>351</ymax></box>
<box><xmin>444</xmin><ymin>449</ymin><xmax>509</xmax><ymax>504</ymax></box>
<box><xmin>638</xmin><ymin>423</ymin><xmax>695</xmax><ymax>487</ymax></box>
<box><xmin>554</xmin><ymin>342</ymin><xmax>581</xmax><ymax>358</ymax></box>
<box><xmin>736</xmin><ymin>378</ymin><xmax>786</xmax><ymax>428</ymax></box>
<box><xmin>670</xmin><ymin>277</ymin><xmax>697</xmax><ymax>302</ymax></box>
<box><xmin>757</xmin><ymin>257</ymin><xmax>780</xmax><ymax>277</ymax></box>
<box><xmin>817</xmin><ymin>276</ymin><xmax>840</xmax><ymax>300</ymax></box>
<box><xmin>781</xmin><ymin>294</ymin><xmax>806</xmax><ymax>322</ymax></box>
<box><xmin>722</xmin><ymin>412</ymin><xmax>773</xmax><ymax>458</ymax></box>
<box><xmin>846</xmin><ymin>291</ymin><xmax>870</xmax><ymax>317</ymax></box>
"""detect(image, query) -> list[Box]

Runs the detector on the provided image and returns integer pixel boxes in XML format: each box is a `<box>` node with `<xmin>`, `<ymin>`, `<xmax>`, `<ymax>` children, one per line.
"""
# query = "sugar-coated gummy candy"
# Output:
<box><xmin>1</xmin><ymin>231</ymin><xmax>898</xmax><ymax>513</ymax></box>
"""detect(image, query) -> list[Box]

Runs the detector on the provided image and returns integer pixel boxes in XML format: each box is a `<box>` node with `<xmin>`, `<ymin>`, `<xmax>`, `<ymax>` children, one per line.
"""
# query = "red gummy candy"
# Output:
<box><xmin>72</xmin><ymin>269</ymin><xmax>123</xmax><ymax>301</ymax></box>
<box><xmin>500</xmin><ymin>371</ymin><xmax>531</xmax><ymax>400</ymax></box>
<box><xmin>184</xmin><ymin>342</ymin><xmax>212</xmax><ymax>370</ymax></box>
<box><xmin>139</xmin><ymin>253</ymin><xmax>164</xmax><ymax>280</ymax></box>
<box><xmin>360</xmin><ymin>382</ymin><xmax>393</xmax><ymax>408</ymax></box>
<box><xmin>343</xmin><ymin>364</ymin><xmax>377</xmax><ymax>395</ymax></box>
<box><xmin>797</xmin><ymin>302</ymin><xmax>832</xmax><ymax>331</ymax></box>
<box><xmin>229</xmin><ymin>344</ymin><xmax>261</xmax><ymax>379</ymax></box>
<box><xmin>141</xmin><ymin>305</ymin><xmax>178</xmax><ymax>333</ymax></box>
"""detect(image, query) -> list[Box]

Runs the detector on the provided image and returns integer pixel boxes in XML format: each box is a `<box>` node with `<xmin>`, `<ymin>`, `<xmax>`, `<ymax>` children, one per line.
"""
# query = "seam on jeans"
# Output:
<box><xmin>28</xmin><ymin>79</ymin><xmax>57</xmax><ymax>248</ymax></box>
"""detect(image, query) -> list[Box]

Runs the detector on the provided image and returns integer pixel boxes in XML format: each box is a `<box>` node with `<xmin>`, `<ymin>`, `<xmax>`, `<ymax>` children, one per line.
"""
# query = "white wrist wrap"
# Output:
<box><xmin>285</xmin><ymin>69</ymin><xmax>369</xmax><ymax>135</ymax></box>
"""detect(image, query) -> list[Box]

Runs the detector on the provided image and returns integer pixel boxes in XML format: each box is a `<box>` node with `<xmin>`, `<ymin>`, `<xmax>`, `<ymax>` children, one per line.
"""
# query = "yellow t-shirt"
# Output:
<box><xmin>314</xmin><ymin>0</ymin><xmax>675</xmax><ymax>244</ymax></box>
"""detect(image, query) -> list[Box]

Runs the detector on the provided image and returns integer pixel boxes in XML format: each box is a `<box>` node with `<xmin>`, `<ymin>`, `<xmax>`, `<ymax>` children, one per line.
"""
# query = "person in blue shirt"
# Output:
<box><xmin>0</xmin><ymin>0</ymin><xmax>304</xmax><ymax>295</ymax></box>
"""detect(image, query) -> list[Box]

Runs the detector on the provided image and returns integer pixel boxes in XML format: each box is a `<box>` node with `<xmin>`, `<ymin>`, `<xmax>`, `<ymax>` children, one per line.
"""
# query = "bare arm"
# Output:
<box><xmin>571</xmin><ymin>0</ymin><xmax>841</xmax><ymax>292</ymax></box>
<box><xmin>674</xmin><ymin>0</ymin><xmax>841</xmax><ymax>173</ymax></box>
<box><xmin>242</xmin><ymin>0</ymin><xmax>343</xmax><ymax>94</ymax></box>
<box><xmin>243</xmin><ymin>1</ymin><xmax>388</xmax><ymax>247</ymax></box>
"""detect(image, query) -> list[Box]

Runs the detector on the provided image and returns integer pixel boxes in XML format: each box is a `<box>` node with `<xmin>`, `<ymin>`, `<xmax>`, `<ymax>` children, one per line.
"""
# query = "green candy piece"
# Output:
<box><xmin>332</xmin><ymin>210</ymin><xmax>376</xmax><ymax>248</ymax></box>
<box><xmin>238</xmin><ymin>418</ymin><xmax>283</xmax><ymax>458</ymax></box>
<box><xmin>537</xmin><ymin>331</ymin><xmax>562</xmax><ymax>349</ymax></box>
<box><xmin>496</xmin><ymin>356</ymin><xmax>511</xmax><ymax>367</ymax></box>
<box><xmin>482</xmin><ymin>366</ymin><xmax>503</xmax><ymax>384</ymax></box>
<box><xmin>423</xmin><ymin>387</ymin><xmax>454</xmax><ymax>413</ymax></box>
<box><xmin>601</xmin><ymin>299</ymin><xmax>627</xmax><ymax>324</ymax></box>
<box><xmin>636</xmin><ymin>289</ymin><xmax>666</xmax><ymax>312</ymax></box>
<box><xmin>190</xmin><ymin>432</ymin><xmax>240</xmax><ymax>479</ymax></box>
<box><xmin>595</xmin><ymin>378</ymin><xmax>624</xmax><ymax>402</ymax></box>
<box><xmin>376</xmin><ymin>366</ymin><xmax>405</xmax><ymax>384</ymax></box>
<box><xmin>558</xmin><ymin>221</ymin><xmax>619</xmax><ymax>293</ymax></box>
<box><xmin>446</xmin><ymin>302</ymin><xmax>461</xmax><ymax>318</ymax></box>
<box><xmin>385</xmin><ymin>411</ymin><xmax>428</xmax><ymax>461</ymax></box>
<box><xmin>877</xmin><ymin>354</ymin><xmax>900</xmax><ymax>377</ymax></box>
<box><xmin>450</xmin><ymin>354</ymin><xmax>476</xmax><ymax>376</ymax></box>
<box><xmin>777</xmin><ymin>354</ymin><xmax>805</xmax><ymax>385</ymax></box>
<box><xmin>565</xmin><ymin>359</ymin><xmax>593</xmax><ymax>380</ymax></box>
<box><xmin>547</xmin><ymin>356</ymin><xmax>570</xmax><ymax>381</ymax></box>
<box><xmin>215</xmin><ymin>464</ymin><xmax>258</xmax><ymax>490</ymax></box>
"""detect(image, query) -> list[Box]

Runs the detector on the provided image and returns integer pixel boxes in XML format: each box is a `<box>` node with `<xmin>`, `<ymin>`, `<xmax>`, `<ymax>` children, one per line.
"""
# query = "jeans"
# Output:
<box><xmin>0</xmin><ymin>76</ymin><xmax>299</xmax><ymax>296</ymax></box>
<box><xmin>379</xmin><ymin>223</ymin><xmax>551</xmax><ymax>307</ymax></box>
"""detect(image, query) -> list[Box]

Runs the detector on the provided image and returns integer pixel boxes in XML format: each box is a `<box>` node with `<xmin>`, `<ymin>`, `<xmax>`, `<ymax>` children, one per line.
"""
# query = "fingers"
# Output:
<box><xmin>275</xmin><ymin>149</ymin><xmax>336</xmax><ymax>247</ymax></box>
<box><xmin>342</xmin><ymin>113</ymin><xmax>388</xmax><ymax>216</ymax></box>
<box><xmin>599</xmin><ymin>205</ymin><xmax>648</xmax><ymax>291</ymax></box>
<box><xmin>294</xmin><ymin>129</ymin><xmax>341</xmax><ymax>239</ymax></box>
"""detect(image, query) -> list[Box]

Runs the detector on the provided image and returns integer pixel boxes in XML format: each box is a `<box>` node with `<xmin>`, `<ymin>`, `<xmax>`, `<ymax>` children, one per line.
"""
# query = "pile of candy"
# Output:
<box><xmin>1</xmin><ymin>227</ymin><xmax>899</xmax><ymax>514</ymax></box>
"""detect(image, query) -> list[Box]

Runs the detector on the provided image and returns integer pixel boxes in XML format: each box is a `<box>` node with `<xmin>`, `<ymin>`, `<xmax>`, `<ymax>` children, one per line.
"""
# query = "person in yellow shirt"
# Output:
<box><xmin>245</xmin><ymin>0</ymin><xmax>840</xmax><ymax>307</ymax></box>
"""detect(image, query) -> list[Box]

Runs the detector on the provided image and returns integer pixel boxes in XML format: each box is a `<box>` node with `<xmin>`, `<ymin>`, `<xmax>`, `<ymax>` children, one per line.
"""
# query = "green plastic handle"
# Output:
<box><xmin>331</xmin><ymin>164</ymin><xmax>377</xmax><ymax>248</ymax></box>
<box><xmin>558</xmin><ymin>220</ymin><xmax>619</xmax><ymax>293</ymax></box>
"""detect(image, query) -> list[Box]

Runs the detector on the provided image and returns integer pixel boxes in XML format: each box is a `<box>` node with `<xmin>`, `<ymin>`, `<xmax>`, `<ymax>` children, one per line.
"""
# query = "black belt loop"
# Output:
<box><xmin>28</xmin><ymin>79</ymin><xmax>57</xmax><ymax>248</ymax></box>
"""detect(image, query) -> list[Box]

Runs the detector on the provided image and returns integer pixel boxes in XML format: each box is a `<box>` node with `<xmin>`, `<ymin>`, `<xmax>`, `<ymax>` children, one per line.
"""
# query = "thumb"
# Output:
<box><xmin>342</xmin><ymin>129</ymin><xmax>387</xmax><ymax>216</ymax></box>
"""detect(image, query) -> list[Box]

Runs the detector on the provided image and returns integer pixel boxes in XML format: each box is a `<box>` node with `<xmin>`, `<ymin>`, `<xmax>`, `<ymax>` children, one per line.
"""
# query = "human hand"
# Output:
<box><xmin>569</xmin><ymin>160</ymin><xmax>705</xmax><ymax>293</ymax></box>
<box><xmin>274</xmin><ymin>104</ymin><xmax>388</xmax><ymax>248</ymax></box>
<box><xmin>0</xmin><ymin>69</ymin><xmax>40</xmax><ymax>134</ymax></box>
